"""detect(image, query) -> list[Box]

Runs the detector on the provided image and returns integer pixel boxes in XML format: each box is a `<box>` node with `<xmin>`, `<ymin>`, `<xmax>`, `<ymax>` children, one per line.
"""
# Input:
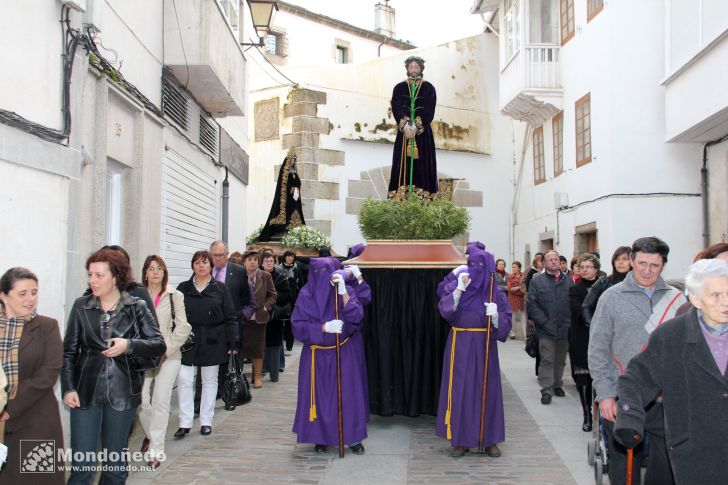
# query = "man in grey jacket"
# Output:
<box><xmin>526</xmin><ymin>250</ymin><xmax>573</xmax><ymax>404</ymax></box>
<box><xmin>588</xmin><ymin>237</ymin><xmax>683</xmax><ymax>485</ymax></box>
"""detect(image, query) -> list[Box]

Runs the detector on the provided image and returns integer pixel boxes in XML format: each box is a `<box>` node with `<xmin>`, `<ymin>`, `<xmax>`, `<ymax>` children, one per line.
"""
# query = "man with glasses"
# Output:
<box><xmin>589</xmin><ymin>237</ymin><xmax>682</xmax><ymax>484</ymax></box>
<box><xmin>207</xmin><ymin>241</ymin><xmax>256</xmax><ymax>410</ymax></box>
<box><xmin>526</xmin><ymin>250</ymin><xmax>573</xmax><ymax>404</ymax></box>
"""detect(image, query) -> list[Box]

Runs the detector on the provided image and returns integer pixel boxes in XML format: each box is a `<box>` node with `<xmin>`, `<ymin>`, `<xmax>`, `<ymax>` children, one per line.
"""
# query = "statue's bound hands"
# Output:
<box><xmin>403</xmin><ymin>123</ymin><xmax>417</xmax><ymax>139</ymax></box>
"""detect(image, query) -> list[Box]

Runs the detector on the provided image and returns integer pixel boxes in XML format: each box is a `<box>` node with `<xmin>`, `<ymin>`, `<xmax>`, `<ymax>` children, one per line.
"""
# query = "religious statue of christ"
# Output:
<box><xmin>388</xmin><ymin>56</ymin><xmax>438</xmax><ymax>199</ymax></box>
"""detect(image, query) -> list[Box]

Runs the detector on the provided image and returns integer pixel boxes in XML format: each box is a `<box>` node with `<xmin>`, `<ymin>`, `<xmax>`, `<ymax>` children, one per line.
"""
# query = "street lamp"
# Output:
<box><xmin>241</xmin><ymin>0</ymin><xmax>279</xmax><ymax>47</ymax></box>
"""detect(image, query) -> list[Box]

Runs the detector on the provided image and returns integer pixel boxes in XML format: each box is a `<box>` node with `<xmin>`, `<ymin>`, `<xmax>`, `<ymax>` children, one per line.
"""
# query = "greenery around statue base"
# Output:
<box><xmin>358</xmin><ymin>193</ymin><xmax>470</xmax><ymax>240</ymax></box>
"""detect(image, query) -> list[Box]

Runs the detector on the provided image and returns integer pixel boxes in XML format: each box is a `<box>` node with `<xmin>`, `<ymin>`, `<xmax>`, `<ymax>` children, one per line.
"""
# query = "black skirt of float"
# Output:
<box><xmin>362</xmin><ymin>268</ymin><xmax>451</xmax><ymax>417</ymax></box>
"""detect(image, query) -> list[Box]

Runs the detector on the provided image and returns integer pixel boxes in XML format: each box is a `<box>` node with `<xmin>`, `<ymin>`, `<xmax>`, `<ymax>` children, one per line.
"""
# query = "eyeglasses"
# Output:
<box><xmin>580</xmin><ymin>265</ymin><xmax>596</xmax><ymax>270</ymax></box>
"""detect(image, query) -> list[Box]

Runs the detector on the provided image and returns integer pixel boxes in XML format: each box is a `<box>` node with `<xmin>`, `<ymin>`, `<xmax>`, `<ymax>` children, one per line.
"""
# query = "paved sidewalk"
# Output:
<box><xmin>127</xmin><ymin>340</ymin><xmax>595</xmax><ymax>484</ymax></box>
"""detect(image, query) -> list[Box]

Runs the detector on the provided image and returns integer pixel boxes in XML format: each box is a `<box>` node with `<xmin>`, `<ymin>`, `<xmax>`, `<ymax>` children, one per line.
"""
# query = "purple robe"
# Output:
<box><xmin>435</xmin><ymin>242</ymin><xmax>486</xmax><ymax>298</ymax></box>
<box><xmin>292</xmin><ymin>259</ymin><xmax>367</xmax><ymax>446</ymax></box>
<box><xmin>435</xmin><ymin>249</ymin><xmax>512</xmax><ymax>448</ymax></box>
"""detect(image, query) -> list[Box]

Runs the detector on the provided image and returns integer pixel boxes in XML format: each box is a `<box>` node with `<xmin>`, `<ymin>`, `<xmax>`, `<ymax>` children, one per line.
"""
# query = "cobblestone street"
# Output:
<box><xmin>127</xmin><ymin>341</ymin><xmax>593</xmax><ymax>485</ymax></box>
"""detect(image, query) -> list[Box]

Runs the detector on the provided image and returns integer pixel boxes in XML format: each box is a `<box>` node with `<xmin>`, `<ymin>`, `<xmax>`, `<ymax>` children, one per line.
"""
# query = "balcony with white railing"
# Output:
<box><xmin>495</xmin><ymin>0</ymin><xmax>562</xmax><ymax>126</ymax></box>
<box><xmin>499</xmin><ymin>44</ymin><xmax>562</xmax><ymax>126</ymax></box>
<box><xmin>163</xmin><ymin>0</ymin><xmax>246</xmax><ymax>117</ymax></box>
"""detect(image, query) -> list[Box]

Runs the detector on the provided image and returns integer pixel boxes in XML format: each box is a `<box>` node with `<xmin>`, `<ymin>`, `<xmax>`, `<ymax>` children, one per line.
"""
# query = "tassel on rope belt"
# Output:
<box><xmin>445</xmin><ymin>326</ymin><xmax>489</xmax><ymax>440</ymax></box>
<box><xmin>308</xmin><ymin>337</ymin><xmax>350</xmax><ymax>422</ymax></box>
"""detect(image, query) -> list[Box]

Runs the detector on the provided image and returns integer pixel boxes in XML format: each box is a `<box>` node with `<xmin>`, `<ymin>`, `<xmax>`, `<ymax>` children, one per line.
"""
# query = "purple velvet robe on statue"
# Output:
<box><xmin>388</xmin><ymin>79</ymin><xmax>438</xmax><ymax>195</ymax></box>
<box><xmin>435</xmin><ymin>248</ymin><xmax>512</xmax><ymax>448</ymax></box>
<box><xmin>292</xmin><ymin>258</ymin><xmax>366</xmax><ymax>446</ymax></box>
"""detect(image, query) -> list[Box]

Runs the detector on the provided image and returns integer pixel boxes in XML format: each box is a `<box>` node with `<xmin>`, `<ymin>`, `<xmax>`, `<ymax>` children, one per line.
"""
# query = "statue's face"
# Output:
<box><xmin>406</xmin><ymin>61</ymin><xmax>422</xmax><ymax>77</ymax></box>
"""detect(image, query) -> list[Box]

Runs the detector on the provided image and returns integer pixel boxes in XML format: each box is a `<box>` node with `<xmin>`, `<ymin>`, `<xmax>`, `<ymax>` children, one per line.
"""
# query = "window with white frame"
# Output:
<box><xmin>265</xmin><ymin>32</ymin><xmax>287</xmax><ymax>56</ymax></box>
<box><xmin>106</xmin><ymin>160</ymin><xmax>123</xmax><ymax>245</ymax></box>
<box><xmin>336</xmin><ymin>45</ymin><xmax>348</xmax><ymax>64</ymax></box>
<box><xmin>529</xmin><ymin>0</ymin><xmax>558</xmax><ymax>44</ymax></box>
<box><xmin>504</xmin><ymin>0</ymin><xmax>521</xmax><ymax>61</ymax></box>
<box><xmin>668</xmin><ymin>0</ymin><xmax>728</xmax><ymax>72</ymax></box>
<box><xmin>218</xmin><ymin>0</ymin><xmax>239</xmax><ymax>35</ymax></box>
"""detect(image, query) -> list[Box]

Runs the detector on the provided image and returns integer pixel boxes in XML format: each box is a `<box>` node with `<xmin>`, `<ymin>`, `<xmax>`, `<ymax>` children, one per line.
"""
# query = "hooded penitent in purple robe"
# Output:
<box><xmin>292</xmin><ymin>258</ymin><xmax>367</xmax><ymax>446</ymax></box>
<box><xmin>347</xmin><ymin>243</ymin><xmax>367</xmax><ymax>259</ymax></box>
<box><xmin>436</xmin><ymin>248</ymin><xmax>512</xmax><ymax>448</ymax></box>
<box><xmin>436</xmin><ymin>241</ymin><xmax>487</xmax><ymax>298</ymax></box>
<box><xmin>335</xmin><ymin>267</ymin><xmax>372</xmax><ymax>418</ymax></box>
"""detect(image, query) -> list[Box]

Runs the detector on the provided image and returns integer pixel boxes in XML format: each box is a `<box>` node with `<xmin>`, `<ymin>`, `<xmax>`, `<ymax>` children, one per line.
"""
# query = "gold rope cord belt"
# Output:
<box><xmin>445</xmin><ymin>326</ymin><xmax>489</xmax><ymax>440</ymax></box>
<box><xmin>308</xmin><ymin>337</ymin><xmax>350</xmax><ymax>422</ymax></box>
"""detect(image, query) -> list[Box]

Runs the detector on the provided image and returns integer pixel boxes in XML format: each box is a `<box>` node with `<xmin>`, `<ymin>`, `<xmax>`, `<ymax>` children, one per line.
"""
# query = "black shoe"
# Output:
<box><xmin>554</xmin><ymin>388</ymin><xmax>566</xmax><ymax>397</ymax></box>
<box><xmin>484</xmin><ymin>445</ymin><xmax>501</xmax><ymax>457</ymax></box>
<box><xmin>279</xmin><ymin>368</ymin><xmax>285</xmax><ymax>372</ymax></box>
<box><xmin>270</xmin><ymin>376</ymin><xmax>279</xmax><ymax>383</ymax></box>
<box><xmin>450</xmin><ymin>446</ymin><xmax>469</xmax><ymax>458</ymax></box>
<box><xmin>200</xmin><ymin>426</ymin><xmax>212</xmax><ymax>435</ymax></box>
<box><xmin>314</xmin><ymin>444</ymin><xmax>328</xmax><ymax>453</ymax></box>
<box><xmin>541</xmin><ymin>393</ymin><xmax>552</xmax><ymax>405</ymax></box>
<box><xmin>349</xmin><ymin>443</ymin><xmax>365</xmax><ymax>455</ymax></box>
<box><xmin>174</xmin><ymin>428</ymin><xmax>190</xmax><ymax>439</ymax></box>
<box><xmin>225</xmin><ymin>404</ymin><xmax>236</xmax><ymax>411</ymax></box>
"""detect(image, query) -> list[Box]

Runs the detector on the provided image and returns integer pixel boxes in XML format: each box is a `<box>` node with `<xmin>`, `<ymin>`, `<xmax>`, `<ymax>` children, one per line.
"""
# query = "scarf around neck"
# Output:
<box><xmin>0</xmin><ymin>309</ymin><xmax>36</xmax><ymax>398</ymax></box>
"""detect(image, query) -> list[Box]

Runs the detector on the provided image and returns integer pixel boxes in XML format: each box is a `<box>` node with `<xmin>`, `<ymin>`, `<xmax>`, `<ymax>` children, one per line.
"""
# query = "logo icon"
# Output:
<box><xmin>20</xmin><ymin>440</ymin><xmax>55</xmax><ymax>473</ymax></box>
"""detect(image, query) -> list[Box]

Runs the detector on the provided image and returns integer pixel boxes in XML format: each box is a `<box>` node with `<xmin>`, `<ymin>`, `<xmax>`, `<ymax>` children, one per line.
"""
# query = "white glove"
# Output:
<box><xmin>347</xmin><ymin>265</ymin><xmax>362</xmax><ymax>279</ymax></box>
<box><xmin>324</xmin><ymin>319</ymin><xmax>343</xmax><ymax>334</ymax></box>
<box><xmin>456</xmin><ymin>273</ymin><xmax>470</xmax><ymax>292</ymax></box>
<box><xmin>0</xmin><ymin>443</ymin><xmax>7</xmax><ymax>466</ymax></box>
<box><xmin>331</xmin><ymin>274</ymin><xmax>347</xmax><ymax>295</ymax></box>
<box><xmin>293</xmin><ymin>187</ymin><xmax>300</xmax><ymax>201</ymax></box>
<box><xmin>485</xmin><ymin>302</ymin><xmax>499</xmax><ymax>328</ymax></box>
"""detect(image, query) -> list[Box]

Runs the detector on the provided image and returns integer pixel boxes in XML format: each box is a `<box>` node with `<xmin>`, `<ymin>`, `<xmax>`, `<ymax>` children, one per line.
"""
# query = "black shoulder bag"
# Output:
<box><xmin>129</xmin><ymin>304</ymin><xmax>162</xmax><ymax>372</ymax></box>
<box><xmin>170</xmin><ymin>293</ymin><xmax>195</xmax><ymax>353</ymax></box>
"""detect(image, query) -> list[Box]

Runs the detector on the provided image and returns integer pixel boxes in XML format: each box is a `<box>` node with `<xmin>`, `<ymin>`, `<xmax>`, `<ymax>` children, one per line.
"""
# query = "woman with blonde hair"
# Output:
<box><xmin>138</xmin><ymin>255</ymin><xmax>192</xmax><ymax>468</ymax></box>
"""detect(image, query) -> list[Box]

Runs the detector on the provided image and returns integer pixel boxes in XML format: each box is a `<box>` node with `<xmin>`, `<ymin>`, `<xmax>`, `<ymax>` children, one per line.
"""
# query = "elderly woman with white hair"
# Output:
<box><xmin>615</xmin><ymin>258</ymin><xmax>728</xmax><ymax>485</ymax></box>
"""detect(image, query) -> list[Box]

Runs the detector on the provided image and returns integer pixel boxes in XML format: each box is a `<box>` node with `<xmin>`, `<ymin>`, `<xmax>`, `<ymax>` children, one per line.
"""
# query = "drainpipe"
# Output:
<box><xmin>377</xmin><ymin>40</ymin><xmax>385</xmax><ymax>57</ymax></box>
<box><xmin>510</xmin><ymin>124</ymin><xmax>532</xmax><ymax>262</ymax></box>
<box><xmin>702</xmin><ymin>133</ymin><xmax>728</xmax><ymax>247</ymax></box>
<box><xmin>222</xmin><ymin>167</ymin><xmax>229</xmax><ymax>243</ymax></box>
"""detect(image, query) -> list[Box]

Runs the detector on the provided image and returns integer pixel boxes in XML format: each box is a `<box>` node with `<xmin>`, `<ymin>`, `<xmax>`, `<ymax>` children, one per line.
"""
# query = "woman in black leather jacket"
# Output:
<box><xmin>62</xmin><ymin>248</ymin><xmax>166</xmax><ymax>485</ymax></box>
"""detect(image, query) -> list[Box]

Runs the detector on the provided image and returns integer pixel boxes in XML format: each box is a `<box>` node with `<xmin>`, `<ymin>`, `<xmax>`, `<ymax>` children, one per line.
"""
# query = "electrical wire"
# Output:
<box><xmin>171</xmin><ymin>0</ymin><xmax>190</xmax><ymax>89</ymax></box>
<box><xmin>248</xmin><ymin>40</ymin><xmax>298</xmax><ymax>86</ymax></box>
<box><xmin>558</xmin><ymin>191</ymin><xmax>701</xmax><ymax>213</ymax></box>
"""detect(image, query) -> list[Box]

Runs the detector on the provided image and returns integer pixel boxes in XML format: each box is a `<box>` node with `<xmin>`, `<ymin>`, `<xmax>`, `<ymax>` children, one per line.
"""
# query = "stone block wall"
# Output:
<box><xmin>281</xmin><ymin>88</ymin><xmax>344</xmax><ymax>237</ymax></box>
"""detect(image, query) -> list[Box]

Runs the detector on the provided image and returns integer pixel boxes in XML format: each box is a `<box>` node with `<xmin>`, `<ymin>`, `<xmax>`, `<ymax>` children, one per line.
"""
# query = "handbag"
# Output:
<box><xmin>129</xmin><ymin>304</ymin><xmax>162</xmax><ymax>372</ymax></box>
<box><xmin>222</xmin><ymin>353</ymin><xmax>252</xmax><ymax>406</ymax></box>
<box><xmin>524</xmin><ymin>322</ymin><xmax>539</xmax><ymax>359</ymax></box>
<box><xmin>271</xmin><ymin>302</ymin><xmax>292</xmax><ymax>322</ymax></box>
<box><xmin>170</xmin><ymin>294</ymin><xmax>195</xmax><ymax>353</ymax></box>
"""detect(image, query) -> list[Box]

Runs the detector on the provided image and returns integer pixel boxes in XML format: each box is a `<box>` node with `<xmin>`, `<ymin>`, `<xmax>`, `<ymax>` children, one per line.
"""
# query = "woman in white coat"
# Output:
<box><xmin>138</xmin><ymin>255</ymin><xmax>192</xmax><ymax>468</ymax></box>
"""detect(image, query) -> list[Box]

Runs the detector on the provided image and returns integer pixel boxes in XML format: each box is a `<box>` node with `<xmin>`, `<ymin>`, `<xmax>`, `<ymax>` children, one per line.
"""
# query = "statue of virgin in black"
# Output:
<box><xmin>258</xmin><ymin>148</ymin><xmax>306</xmax><ymax>242</ymax></box>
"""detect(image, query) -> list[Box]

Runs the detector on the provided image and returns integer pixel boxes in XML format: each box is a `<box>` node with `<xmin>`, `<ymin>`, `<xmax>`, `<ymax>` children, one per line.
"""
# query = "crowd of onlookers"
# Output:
<box><xmin>495</xmin><ymin>239</ymin><xmax>728</xmax><ymax>484</ymax></box>
<box><xmin>1</xmin><ymin>238</ymin><xmax>727</xmax><ymax>483</ymax></box>
<box><xmin>0</xmin><ymin>242</ymin><xmax>309</xmax><ymax>484</ymax></box>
